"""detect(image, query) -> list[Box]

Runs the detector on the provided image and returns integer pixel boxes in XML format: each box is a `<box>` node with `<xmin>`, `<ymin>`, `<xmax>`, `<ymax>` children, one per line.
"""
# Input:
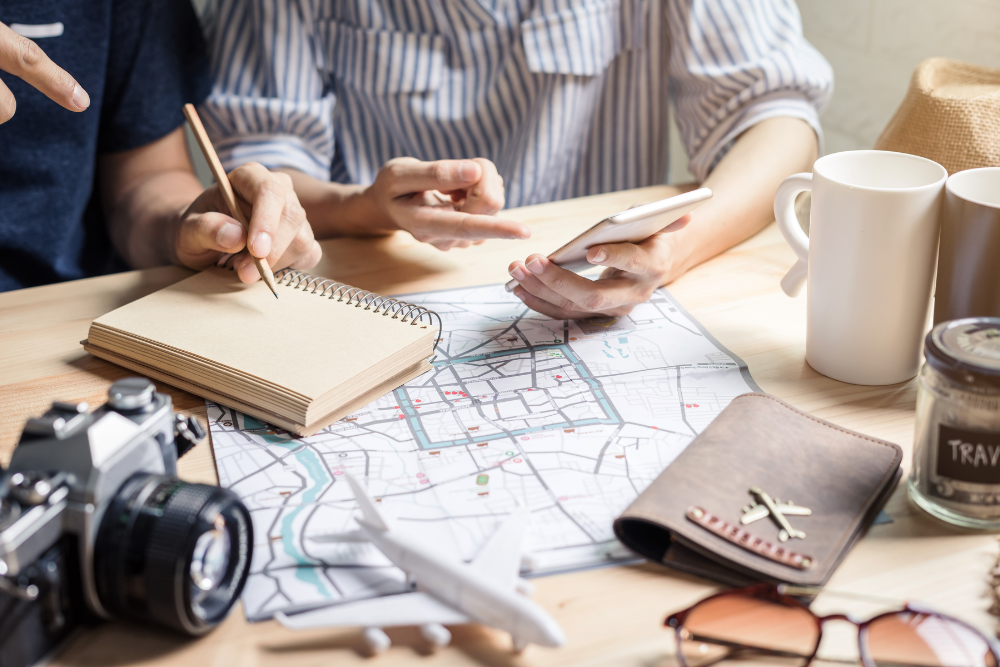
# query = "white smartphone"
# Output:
<box><xmin>505</xmin><ymin>187</ymin><xmax>712</xmax><ymax>292</ymax></box>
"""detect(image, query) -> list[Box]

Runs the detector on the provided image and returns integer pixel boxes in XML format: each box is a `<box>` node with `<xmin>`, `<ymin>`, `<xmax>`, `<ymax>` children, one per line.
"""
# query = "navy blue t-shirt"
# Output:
<box><xmin>0</xmin><ymin>0</ymin><xmax>210</xmax><ymax>292</ymax></box>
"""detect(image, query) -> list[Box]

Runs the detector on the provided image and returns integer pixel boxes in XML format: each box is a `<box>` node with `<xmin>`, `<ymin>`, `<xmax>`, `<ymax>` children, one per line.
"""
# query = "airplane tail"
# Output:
<box><xmin>345</xmin><ymin>472</ymin><xmax>391</xmax><ymax>532</ymax></box>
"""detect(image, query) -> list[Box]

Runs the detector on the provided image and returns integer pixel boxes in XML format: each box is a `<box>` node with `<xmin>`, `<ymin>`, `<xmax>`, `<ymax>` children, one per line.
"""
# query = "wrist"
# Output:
<box><xmin>347</xmin><ymin>185</ymin><xmax>394</xmax><ymax>232</ymax></box>
<box><xmin>313</xmin><ymin>183</ymin><xmax>395</xmax><ymax>237</ymax></box>
<box><xmin>661</xmin><ymin>228</ymin><xmax>693</xmax><ymax>285</ymax></box>
<box><xmin>163</xmin><ymin>202</ymin><xmax>189</xmax><ymax>267</ymax></box>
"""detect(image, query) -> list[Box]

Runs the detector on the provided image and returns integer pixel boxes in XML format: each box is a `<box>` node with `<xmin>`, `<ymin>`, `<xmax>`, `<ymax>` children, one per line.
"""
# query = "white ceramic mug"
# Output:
<box><xmin>773</xmin><ymin>150</ymin><xmax>947</xmax><ymax>385</ymax></box>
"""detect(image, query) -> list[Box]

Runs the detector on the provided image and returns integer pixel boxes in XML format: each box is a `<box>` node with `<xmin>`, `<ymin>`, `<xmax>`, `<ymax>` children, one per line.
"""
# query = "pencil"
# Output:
<box><xmin>182</xmin><ymin>104</ymin><xmax>279</xmax><ymax>299</ymax></box>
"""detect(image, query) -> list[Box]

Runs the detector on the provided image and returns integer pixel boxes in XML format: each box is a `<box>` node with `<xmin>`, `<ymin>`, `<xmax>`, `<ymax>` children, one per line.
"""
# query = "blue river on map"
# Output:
<box><xmin>243</xmin><ymin>415</ymin><xmax>331</xmax><ymax>597</ymax></box>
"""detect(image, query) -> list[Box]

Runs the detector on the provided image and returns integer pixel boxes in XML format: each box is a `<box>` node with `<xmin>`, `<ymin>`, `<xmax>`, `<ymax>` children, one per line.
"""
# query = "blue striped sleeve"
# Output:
<box><xmin>200</xmin><ymin>0</ymin><xmax>335</xmax><ymax>180</ymax></box>
<box><xmin>667</xmin><ymin>0</ymin><xmax>833</xmax><ymax>181</ymax></box>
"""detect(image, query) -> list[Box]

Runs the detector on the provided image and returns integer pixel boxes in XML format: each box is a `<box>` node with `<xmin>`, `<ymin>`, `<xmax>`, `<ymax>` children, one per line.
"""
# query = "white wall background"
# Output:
<box><xmin>669</xmin><ymin>0</ymin><xmax>1000</xmax><ymax>182</ymax></box>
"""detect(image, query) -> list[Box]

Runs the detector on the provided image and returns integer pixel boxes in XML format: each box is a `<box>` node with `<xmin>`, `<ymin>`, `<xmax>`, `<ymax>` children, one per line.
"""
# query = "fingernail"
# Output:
<box><xmin>592</xmin><ymin>248</ymin><xmax>607</xmax><ymax>263</ymax></box>
<box><xmin>509</xmin><ymin>266</ymin><xmax>526</xmax><ymax>281</ymax></box>
<box><xmin>526</xmin><ymin>258</ymin><xmax>544</xmax><ymax>275</ymax></box>
<box><xmin>458</xmin><ymin>161</ymin><xmax>477</xmax><ymax>181</ymax></box>
<box><xmin>71</xmin><ymin>84</ymin><xmax>90</xmax><ymax>111</ymax></box>
<box><xmin>251</xmin><ymin>232</ymin><xmax>271</xmax><ymax>258</ymax></box>
<box><xmin>217</xmin><ymin>223</ymin><xmax>243</xmax><ymax>249</ymax></box>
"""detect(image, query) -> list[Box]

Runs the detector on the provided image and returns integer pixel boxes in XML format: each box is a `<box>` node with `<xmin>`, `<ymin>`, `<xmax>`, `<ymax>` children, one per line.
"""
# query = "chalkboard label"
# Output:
<box><xmin>936</xmin><ymin>424</ymin><xmax>1000</xmax><ymax>485</ymax></box>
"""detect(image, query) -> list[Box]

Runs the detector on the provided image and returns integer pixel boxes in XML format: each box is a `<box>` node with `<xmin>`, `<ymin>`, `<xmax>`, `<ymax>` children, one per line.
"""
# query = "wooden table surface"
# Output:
<box><xmin>1</xmin><ymin>185</ymin><xmax>997</xmax><ymax>666</ymax></box>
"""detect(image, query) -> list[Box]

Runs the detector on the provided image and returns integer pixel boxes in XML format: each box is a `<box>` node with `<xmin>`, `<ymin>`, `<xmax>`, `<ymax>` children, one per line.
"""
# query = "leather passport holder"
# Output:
<box><xmin>613</xmin><ymin>393</ymin><xmax>903</xmax><ymax>587</ymax></box>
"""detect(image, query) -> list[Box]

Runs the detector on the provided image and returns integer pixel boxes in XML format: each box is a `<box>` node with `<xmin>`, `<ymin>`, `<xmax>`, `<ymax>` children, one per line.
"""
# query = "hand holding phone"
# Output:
<box><xmin>504</xmin><ymin>188</ymin><xmax>712</xmax><ymax>292</ymax></box>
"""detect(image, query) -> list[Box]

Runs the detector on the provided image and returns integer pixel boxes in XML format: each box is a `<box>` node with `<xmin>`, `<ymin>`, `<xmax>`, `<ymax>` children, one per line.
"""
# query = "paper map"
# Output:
<box><xmin>207</xmin><ymin>284</ymin><xmax>759</xmax><ymax>621</ymax></box>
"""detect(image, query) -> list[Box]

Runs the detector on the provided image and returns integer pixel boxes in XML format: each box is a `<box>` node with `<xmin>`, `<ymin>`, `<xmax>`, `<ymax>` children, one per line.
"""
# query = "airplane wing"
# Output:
<box><xmin>741</xmin><ymin>506</ymin><xmax>769</xmax><ymax>524</ymax></box>
<box><xmin>741</xmin><ymin>504</ymin><xmax>812</xmax><ymax>525</ymax></box>
<box><xmin>469</xmin><ymin>505</ymin><xmax>529</xmax><ymax>588</ymax></box>
<box><xmin>275</xmin><ymin>591</ymin><xmax>471</xmax><ymax>630</ymax></box>
<box><xmin>775</xmin><ymin>504</ymin><xmax>812</xmax><ymax>516</ymax></box>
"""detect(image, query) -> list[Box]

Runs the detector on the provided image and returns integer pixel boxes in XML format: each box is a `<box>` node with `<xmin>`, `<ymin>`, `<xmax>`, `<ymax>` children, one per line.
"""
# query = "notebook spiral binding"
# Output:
<box><xmin>274</xmin><ymin>268</ymin><xmax>442</xmax><ymax>349</ymax></box>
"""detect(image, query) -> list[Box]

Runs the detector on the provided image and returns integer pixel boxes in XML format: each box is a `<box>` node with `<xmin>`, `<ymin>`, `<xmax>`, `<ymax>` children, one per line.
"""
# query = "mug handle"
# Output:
<box><xmin>773</xmin><ymin>173</ymin><xmax>812</xmax><ymax>297</ymax></box>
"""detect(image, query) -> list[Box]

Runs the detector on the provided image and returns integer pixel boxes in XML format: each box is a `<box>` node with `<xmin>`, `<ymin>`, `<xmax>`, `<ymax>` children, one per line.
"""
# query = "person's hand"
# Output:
<box><xmin>173</xmin><ymin>163</ymin><xmax>321</xmax><ymax>282</ymax></box>
<box><xmin>507</xmin><ymin>214</ymin><xmax>692</xmax><ymax>319</ymax></box>
<box><xmin>0</xmin><ymin>21</ymin><xmax>90</xmax><ymax>123</ymax></box>
<box><xmin>363</xmin><ymin>157</ymin><xmax>530</xmax><ymax>250</ymax></box>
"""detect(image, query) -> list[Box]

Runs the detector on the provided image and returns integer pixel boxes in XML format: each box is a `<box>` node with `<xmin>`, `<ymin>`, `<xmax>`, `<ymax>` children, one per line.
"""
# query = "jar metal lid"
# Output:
<box><xmin>925</xmin><ymin>317</ymin><xmax>1000</xmax><ymax>388</ymax></box>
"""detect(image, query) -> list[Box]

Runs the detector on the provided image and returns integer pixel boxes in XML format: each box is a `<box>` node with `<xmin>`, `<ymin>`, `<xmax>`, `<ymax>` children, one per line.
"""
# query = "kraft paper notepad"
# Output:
<box><xmin>83</xmin><ymin>267</ymin><xmax>439</xmax><ymax>435</ymax></box>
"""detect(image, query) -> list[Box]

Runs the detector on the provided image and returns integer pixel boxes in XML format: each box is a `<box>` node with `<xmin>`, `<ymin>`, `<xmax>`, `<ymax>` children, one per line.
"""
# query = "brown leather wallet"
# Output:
<box><xmin>613</xmin><ymin>393</ymin><xmax>902</xmax><ymax>587</ymax></box>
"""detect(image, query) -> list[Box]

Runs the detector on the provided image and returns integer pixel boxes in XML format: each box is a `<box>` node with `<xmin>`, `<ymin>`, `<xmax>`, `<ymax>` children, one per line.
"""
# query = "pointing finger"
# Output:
<box><xmin>411</xmin><ymin>209</ymin><xmax>530</xmax><ymax>242</ymax></box>
<box><xmin>0</xmin><ymin>22</ymin><xmax>89</xmax><ymax>115</ymax></box>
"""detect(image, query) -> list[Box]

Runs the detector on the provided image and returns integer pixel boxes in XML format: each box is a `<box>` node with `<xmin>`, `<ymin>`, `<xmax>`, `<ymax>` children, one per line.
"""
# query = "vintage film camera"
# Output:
<box><xmin>0</xmin><ymin>379</ymin><xmax>253</xmax><ymax>667</ymax></box>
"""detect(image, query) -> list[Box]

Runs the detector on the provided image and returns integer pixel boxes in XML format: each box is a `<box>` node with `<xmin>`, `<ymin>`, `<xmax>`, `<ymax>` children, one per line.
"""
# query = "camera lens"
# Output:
<box><xmin>94</xmin><ymin>474</ymin><xmax>253</xmax><ymax>635</ymax></box>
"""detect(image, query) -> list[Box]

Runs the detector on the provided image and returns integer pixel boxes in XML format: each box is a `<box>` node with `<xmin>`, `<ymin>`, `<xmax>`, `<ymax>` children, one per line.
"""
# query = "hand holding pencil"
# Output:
<box><xmin>176</xmin><ymin>104</ymin><xmax>322</xmax><ymax>295</ymax></box>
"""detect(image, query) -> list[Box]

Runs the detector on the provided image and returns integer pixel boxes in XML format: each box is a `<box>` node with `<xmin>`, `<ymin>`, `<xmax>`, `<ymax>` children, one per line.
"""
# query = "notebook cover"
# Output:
<box><xmin>83</xmin><ymin>341</ymin><xmax>432</xmax><ymax>436</ymax></box>
<box><xmin>87</xmin><ymin>267</ymin><xmax>435</xmax><ymax>402</ymax></box>
<box><xmin>613</xmin><ymin>393</ymin><xmax>903</xmax><ymax>587</ymax></box>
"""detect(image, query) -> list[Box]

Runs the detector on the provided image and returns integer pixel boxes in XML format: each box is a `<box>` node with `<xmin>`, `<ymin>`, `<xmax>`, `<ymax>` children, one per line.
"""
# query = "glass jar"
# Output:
<box><xmin>908</xmin><ymin>318</ymin><xmax>1000</xmax><ymax>529</ymax></box>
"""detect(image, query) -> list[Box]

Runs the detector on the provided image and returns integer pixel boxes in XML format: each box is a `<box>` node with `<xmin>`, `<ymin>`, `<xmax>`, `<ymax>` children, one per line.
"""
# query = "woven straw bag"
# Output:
<box><xmin>875</xmin><ymin>58</ymin><xmax>1000</xmax><ymax>174</ymax></box>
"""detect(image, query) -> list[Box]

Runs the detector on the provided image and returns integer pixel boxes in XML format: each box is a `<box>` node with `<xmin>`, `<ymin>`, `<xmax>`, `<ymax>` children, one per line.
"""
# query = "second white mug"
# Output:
<box><xmin>773</xmin><ymin>150</ymin><xmax>947</xmax><ymax>385</ymax></box>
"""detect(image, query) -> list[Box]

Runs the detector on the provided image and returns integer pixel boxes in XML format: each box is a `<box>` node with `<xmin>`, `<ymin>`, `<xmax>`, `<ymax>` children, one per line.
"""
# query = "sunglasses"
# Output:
<box><xmin>665</xmin><ymin>584</ymin><xmax>1000</xmax><ymax>667</ymax></box>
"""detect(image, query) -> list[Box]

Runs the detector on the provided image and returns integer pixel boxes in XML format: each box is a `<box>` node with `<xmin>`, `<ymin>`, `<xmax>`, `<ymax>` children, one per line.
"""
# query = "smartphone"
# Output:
<box><xmin>505</xmin><ymin>187</ymin><xmax>712</xmax><ymax>292</ymax></box>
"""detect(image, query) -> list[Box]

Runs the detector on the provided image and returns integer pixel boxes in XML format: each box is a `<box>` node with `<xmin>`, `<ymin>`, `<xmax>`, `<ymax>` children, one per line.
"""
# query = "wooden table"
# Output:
<box><xmin>1</xmin><ymin>186</ymin><xmax>996</xmax><ymax>666</ymax></box>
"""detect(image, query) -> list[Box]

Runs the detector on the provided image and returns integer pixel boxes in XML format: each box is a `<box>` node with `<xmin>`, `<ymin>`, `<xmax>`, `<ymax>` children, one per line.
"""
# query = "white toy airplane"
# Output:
<box><xmin>274</xmin><ymin>473</ymin><xmax>566</xmax><ymax>654</ymax></box>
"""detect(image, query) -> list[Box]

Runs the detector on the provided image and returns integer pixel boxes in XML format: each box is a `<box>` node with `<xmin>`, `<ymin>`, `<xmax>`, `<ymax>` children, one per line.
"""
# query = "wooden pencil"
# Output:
<box><xmin>182</xmin><ymin>104</ymin><xmax>279</xmax><ymax>298</ymax></box>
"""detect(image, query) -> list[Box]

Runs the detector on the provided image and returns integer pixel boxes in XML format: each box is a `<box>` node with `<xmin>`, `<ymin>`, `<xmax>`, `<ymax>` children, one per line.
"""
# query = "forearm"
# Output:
<box><xmin>105</xmin><ymin>169</ymin><xmax>204</xmax><ymax>268</ymax></box>
<box><xmin>276</xmin><ymin>168</ymin><xmax>391</xmax><ymax>238</ymax></box>
<box><xmin>667</xmin><ymin>116</ymin><xmax>819</xmax><ymax>280</ymax></box>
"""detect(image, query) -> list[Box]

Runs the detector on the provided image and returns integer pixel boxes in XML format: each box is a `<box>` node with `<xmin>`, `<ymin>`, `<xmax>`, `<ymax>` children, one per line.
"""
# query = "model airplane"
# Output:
<box><xmin>741</xmin><ymin>485</ymin><xmax>811</xmax><ymax>541</ymax></box>
<box><xmin>274</xmin><ymin>473</ymin><xmax>566</xmax><ymax>654</ymax></box>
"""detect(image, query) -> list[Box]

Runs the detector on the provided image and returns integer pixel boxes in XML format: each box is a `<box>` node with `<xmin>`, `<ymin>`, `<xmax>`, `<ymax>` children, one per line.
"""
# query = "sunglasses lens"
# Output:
<box><xmin>867</xmin><ymin>612</ymin><xmax>998</xmax><ymax>667</ymax></box>
<box><xmin>677</xmin><ymin>593</ymin><xmax>818</xmax><ymax>666</ymax></box>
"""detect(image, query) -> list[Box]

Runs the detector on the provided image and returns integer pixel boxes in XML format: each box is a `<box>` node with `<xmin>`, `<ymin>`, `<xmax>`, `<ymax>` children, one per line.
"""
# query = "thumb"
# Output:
<box><xmin>177</xmin><ymin>212</ymin><xmax>247</xmax><ymax>264</ymax></box>
<box><xmin>384</xmin><ymin>158</ymin><xmax>482</xmax><ymax>196</ymax></box>
<box><xmin>586</xmin><ymin>242</ymin><xmax>649</xmax><ymax>274</ymax></box>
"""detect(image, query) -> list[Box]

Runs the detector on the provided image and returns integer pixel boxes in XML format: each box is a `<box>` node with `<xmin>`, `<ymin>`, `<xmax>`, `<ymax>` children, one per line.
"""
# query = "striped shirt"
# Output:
<box><xmin>201</xmin><ymin>0</ymin><xmax>833</xmax><ymax>208</ymax></box>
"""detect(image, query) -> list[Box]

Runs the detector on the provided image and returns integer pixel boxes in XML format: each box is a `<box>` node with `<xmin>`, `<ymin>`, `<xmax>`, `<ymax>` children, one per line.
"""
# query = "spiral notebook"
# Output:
<box><xmin>82</xmin><ymin>267</ymin><xmax>440</xmax><ymax>435</ymax></box>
